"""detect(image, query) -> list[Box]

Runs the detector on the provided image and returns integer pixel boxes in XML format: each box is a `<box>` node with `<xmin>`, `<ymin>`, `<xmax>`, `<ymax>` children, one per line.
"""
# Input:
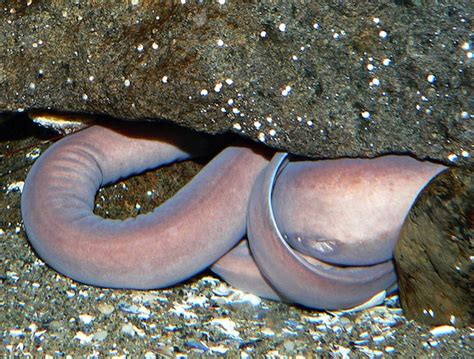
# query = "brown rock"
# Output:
<box><xmin>395</xmin><ymin>167</ymin><xmax>473</xmax><ymax>327</ymax></box>
<box><xmin>0</xmin><ymin>2</ymin><xmax>472</xmax><ymax>167</ymax></box>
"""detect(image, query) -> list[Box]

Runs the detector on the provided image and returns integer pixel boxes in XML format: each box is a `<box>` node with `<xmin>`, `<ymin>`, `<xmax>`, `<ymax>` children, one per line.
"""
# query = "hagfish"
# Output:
<box><xmin>21</xmin><ymin>122</ymin><xmax>447</xmax><ymax>310</ymax></box>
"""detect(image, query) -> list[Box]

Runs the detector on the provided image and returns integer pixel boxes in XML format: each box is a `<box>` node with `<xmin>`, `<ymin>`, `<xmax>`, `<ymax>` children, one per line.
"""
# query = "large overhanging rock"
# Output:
<box><xmin>0</xmin><ymin>1</ymin><xmax>472</xmax><ymax>167</ymax></box>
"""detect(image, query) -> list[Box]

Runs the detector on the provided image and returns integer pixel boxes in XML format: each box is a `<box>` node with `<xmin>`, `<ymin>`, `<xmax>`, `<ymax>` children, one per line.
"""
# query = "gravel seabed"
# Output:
<box><xmin>1</xmin><ymin>118</ymin><xmax>472</xmax><ymax>357</ymax></box>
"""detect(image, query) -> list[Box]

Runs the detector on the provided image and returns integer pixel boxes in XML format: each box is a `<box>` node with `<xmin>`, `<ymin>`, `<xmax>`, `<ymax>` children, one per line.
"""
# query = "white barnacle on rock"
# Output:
<box><xmin>447</xmin><ymin>153</ymin><xmax>458</xmax><ymax>162</ymax></box>
<box><xmin>232</xmin><ymin>123</ymin><xmax>242</xmax><ymax>131</ymax></box>
<box><xmin>370</xmin><ymin>78</ymin><xmax>380</xmax><ymax>87</ymax></box>
<box><xmin>281</xmin><ymin>85</ymin><xmax>292</xmax><ymax>96</ymax></box>
<box><xmin>427</xmin><ymin>74</ymin><xmax>437</xmax><ymax>83</ymax></box>
<box><xmin>214</xmin><ymin>82</ymin><xmax>223</xmax><ymax>92</ymax></box>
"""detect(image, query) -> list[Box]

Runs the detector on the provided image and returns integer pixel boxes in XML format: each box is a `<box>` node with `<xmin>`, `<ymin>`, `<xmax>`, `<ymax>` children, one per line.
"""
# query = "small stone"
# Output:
<box><xmin>74</xmin><ymin>331</ymin><xmax>93</xmax><ymax>344</ymax></box>
<box><xmin>121</xmin><ymin>323</ymin><xmax>135</xmax><ymax>336</ymax></box>
<box><xmin>9</xmin><ymin>329</ymin><xmax>25</xmax><ymax>338</ymax></box>
<box><xmin>430</xmin><ymin>325</ymin><xmax>456</xmax><ymax>337</ymax></box>
<box><xmin>97</xmin><ymin>303</ymin><xmax>115</xmax><ymax>315</ymax></box>
<box><xmin>283</xmin><ymin>340</ymin><xmax>295</xmax><ymax>351</ymax></box>
<box><xmin>261</xmin><ymin>328</ymin><xmax>275</xmax><ymax>337</ymax></box>
<box><xmin>92</xmin><ymin>329</ymin><xmax>108</xmax><ymax>342</ymax></box>
<box><xmin>78</xmin><ymin>314</ymin><xmax>94</xmax><ymax>325</ymax></box>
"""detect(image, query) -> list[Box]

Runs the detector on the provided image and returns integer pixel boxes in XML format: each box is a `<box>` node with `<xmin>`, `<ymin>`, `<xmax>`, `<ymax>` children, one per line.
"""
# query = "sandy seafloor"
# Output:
<box><xmin>1</xmin><ymin>116</ymin><xmax>473</xmax><ymax>357</ymax></box>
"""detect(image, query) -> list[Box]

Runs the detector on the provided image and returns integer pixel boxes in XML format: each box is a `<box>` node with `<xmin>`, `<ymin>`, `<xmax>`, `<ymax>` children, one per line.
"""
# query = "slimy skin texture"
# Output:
<box><xmin>272</xmin><ymin>156</ymin><xmax>447</xmax><ymax>266</ymax></box>
<box><xmin>211</xmin><ymin>240</ymin><xmax>287</xmax><ymax>302</ymax></box>
<box><xmin>246</xmin><ymin>154</ymin><xmax>396</xmax><ymax>309</ymax></box>
<box><xmin>211</xmin><ymin>154</ymin><xmax>446</xmax><ymax>309</ymax></box>
<box><xmin>21</xmin><ymin>124</ymin><xmax>270</xmax><ymax>289</ymax></box>
<box><xmin>21</xmin><ymin>123</ymin><xmax>447</xmax><ymax>310</ymax></box>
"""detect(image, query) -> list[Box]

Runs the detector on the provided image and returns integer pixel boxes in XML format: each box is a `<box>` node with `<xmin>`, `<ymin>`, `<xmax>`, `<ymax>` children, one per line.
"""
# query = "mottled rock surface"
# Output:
<box><xmin>395</xmin><ymin>168</ymin><xmax>473</xmax><ymax>327</ymax></box>
<box><xmin>0</xmin><ymin>1</ymin><xmax>472</xmax><ymax>166</ymax></box>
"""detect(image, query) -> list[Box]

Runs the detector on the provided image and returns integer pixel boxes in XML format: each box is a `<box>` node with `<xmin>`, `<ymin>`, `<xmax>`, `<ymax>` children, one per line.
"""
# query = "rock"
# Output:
<box><xmin>395</xmin><ymin>168</ymin><xmax>473</xmax><ymax>327</ymax></box>
<box><xmin>0</xmin><ymin>2</ymin><xmax>472</xmax><ymax>167</ymax></box>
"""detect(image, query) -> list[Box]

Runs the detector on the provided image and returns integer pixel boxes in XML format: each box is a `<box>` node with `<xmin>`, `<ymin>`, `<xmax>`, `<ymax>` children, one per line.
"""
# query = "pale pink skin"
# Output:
<box><xmin>22</xmin><ymin>124</ymin><xmax>447</xmax><ymax>309</ymax></box>
<box><xmin>272</xmin><ymin>155</ymin><xmax>447</xmax><ymax>266</ymax></box>
<box><xmin>213</xmin><ymin>153</ymin><xmax>446</xmax><ymax>309</ymax></box>
<box><xmin>211</xmin><ymin>240</ymin><xmax>287</xmax><ymax>301</ymax></box>
<box><xmin>21</xmin><ymin>124</ymin><xmax>270</xmax><ymax>289</ymax></box>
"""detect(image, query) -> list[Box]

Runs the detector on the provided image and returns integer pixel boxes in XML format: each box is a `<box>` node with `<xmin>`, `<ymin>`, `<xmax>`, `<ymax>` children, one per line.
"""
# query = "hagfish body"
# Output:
<box><xmin>22</xmin><ymin>123</ymin><xmax>447</xmax><ymax>310</ymax></box>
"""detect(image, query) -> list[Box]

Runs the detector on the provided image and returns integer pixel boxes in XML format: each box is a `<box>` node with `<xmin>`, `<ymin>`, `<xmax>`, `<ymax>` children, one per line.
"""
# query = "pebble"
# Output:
<box><xmin>6</xmin><ymin>181</ymin><xmax>24</xmax><ymax>193</ymax></box>
<box><xmin>118</xmin><ymin>302</ymin><xmax>151</xmax><ymax>319</ymax></box>
<box><xmin>74</xmin><ymin>331</ymin><xmax>93</xmax><ymax>344</ymax></box>
<box><xmin>261</xmin><ymin>328</ymin><xmax>275</xmax><ymax>337</ymax></box>
<box><xmin>92</xmin><ymin>329</ymin><xmax>108</xmax><ymax>342</ymax></box>
<box><xmin>78</xmin><ymin>314</ymin><xmax>94</xmax><ymax>325</ymax></box>
<box><xmin>430</xmin><ymin>325</ymin><xmax>456</xmax><ymax>337</ymax></box>
<box><xmin>185</xmin><ymin>340</ymin><xmax>209</xmax><ymax>352</ymax></box>
<box><xmin>185</xmin><ymin>294</ymin><xmax>208</xmax><ymax>307</ymax></box>
<box><xmin>97</xmin><ymin>303</ymin><xmax>115</xmax><ymax>315</ymax></box>
<box><xmin>212</xmin><ymin>283</ymin><xmax>232</xmax><ymax>296</ymax></box>
<box><xmin>283</xmin><ymin>340</ymin><xmax>295</xmax><ymax>351</ymax></box>
<box><xmin>373</xmin><ymin>335</ymin><xmax>385</xmax><ymax>343</ymax></box>
<box><xmin>120</xmin><ymin>323</ymin><xmax>136</xmax><ymax>337</ymax></box>
<box><xmin>170</xmin><ymin>302</ymin><xmax>197</xmax><ymax>319</ymax></box>
<box><xmin>209</xmin><ymin>345</ymin><xmax>229</xmax><ymax>354</ymax></box>
<box><xmin>209</xmin><ymin>318</ymin><xmax>240</xmax><ymax>339</ymax></box>
<box><xmin>9</xmin><ymin>329</ymin><xmax>25</xmax><ymax>338</ymax></box>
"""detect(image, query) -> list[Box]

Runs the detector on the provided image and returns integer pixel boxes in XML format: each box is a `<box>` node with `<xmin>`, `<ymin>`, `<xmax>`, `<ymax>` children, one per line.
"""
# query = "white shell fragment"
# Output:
<box><xmin>430</xmin><ymin>325</ymin><xmax>457</xmax><ymax>337</ymax></box>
